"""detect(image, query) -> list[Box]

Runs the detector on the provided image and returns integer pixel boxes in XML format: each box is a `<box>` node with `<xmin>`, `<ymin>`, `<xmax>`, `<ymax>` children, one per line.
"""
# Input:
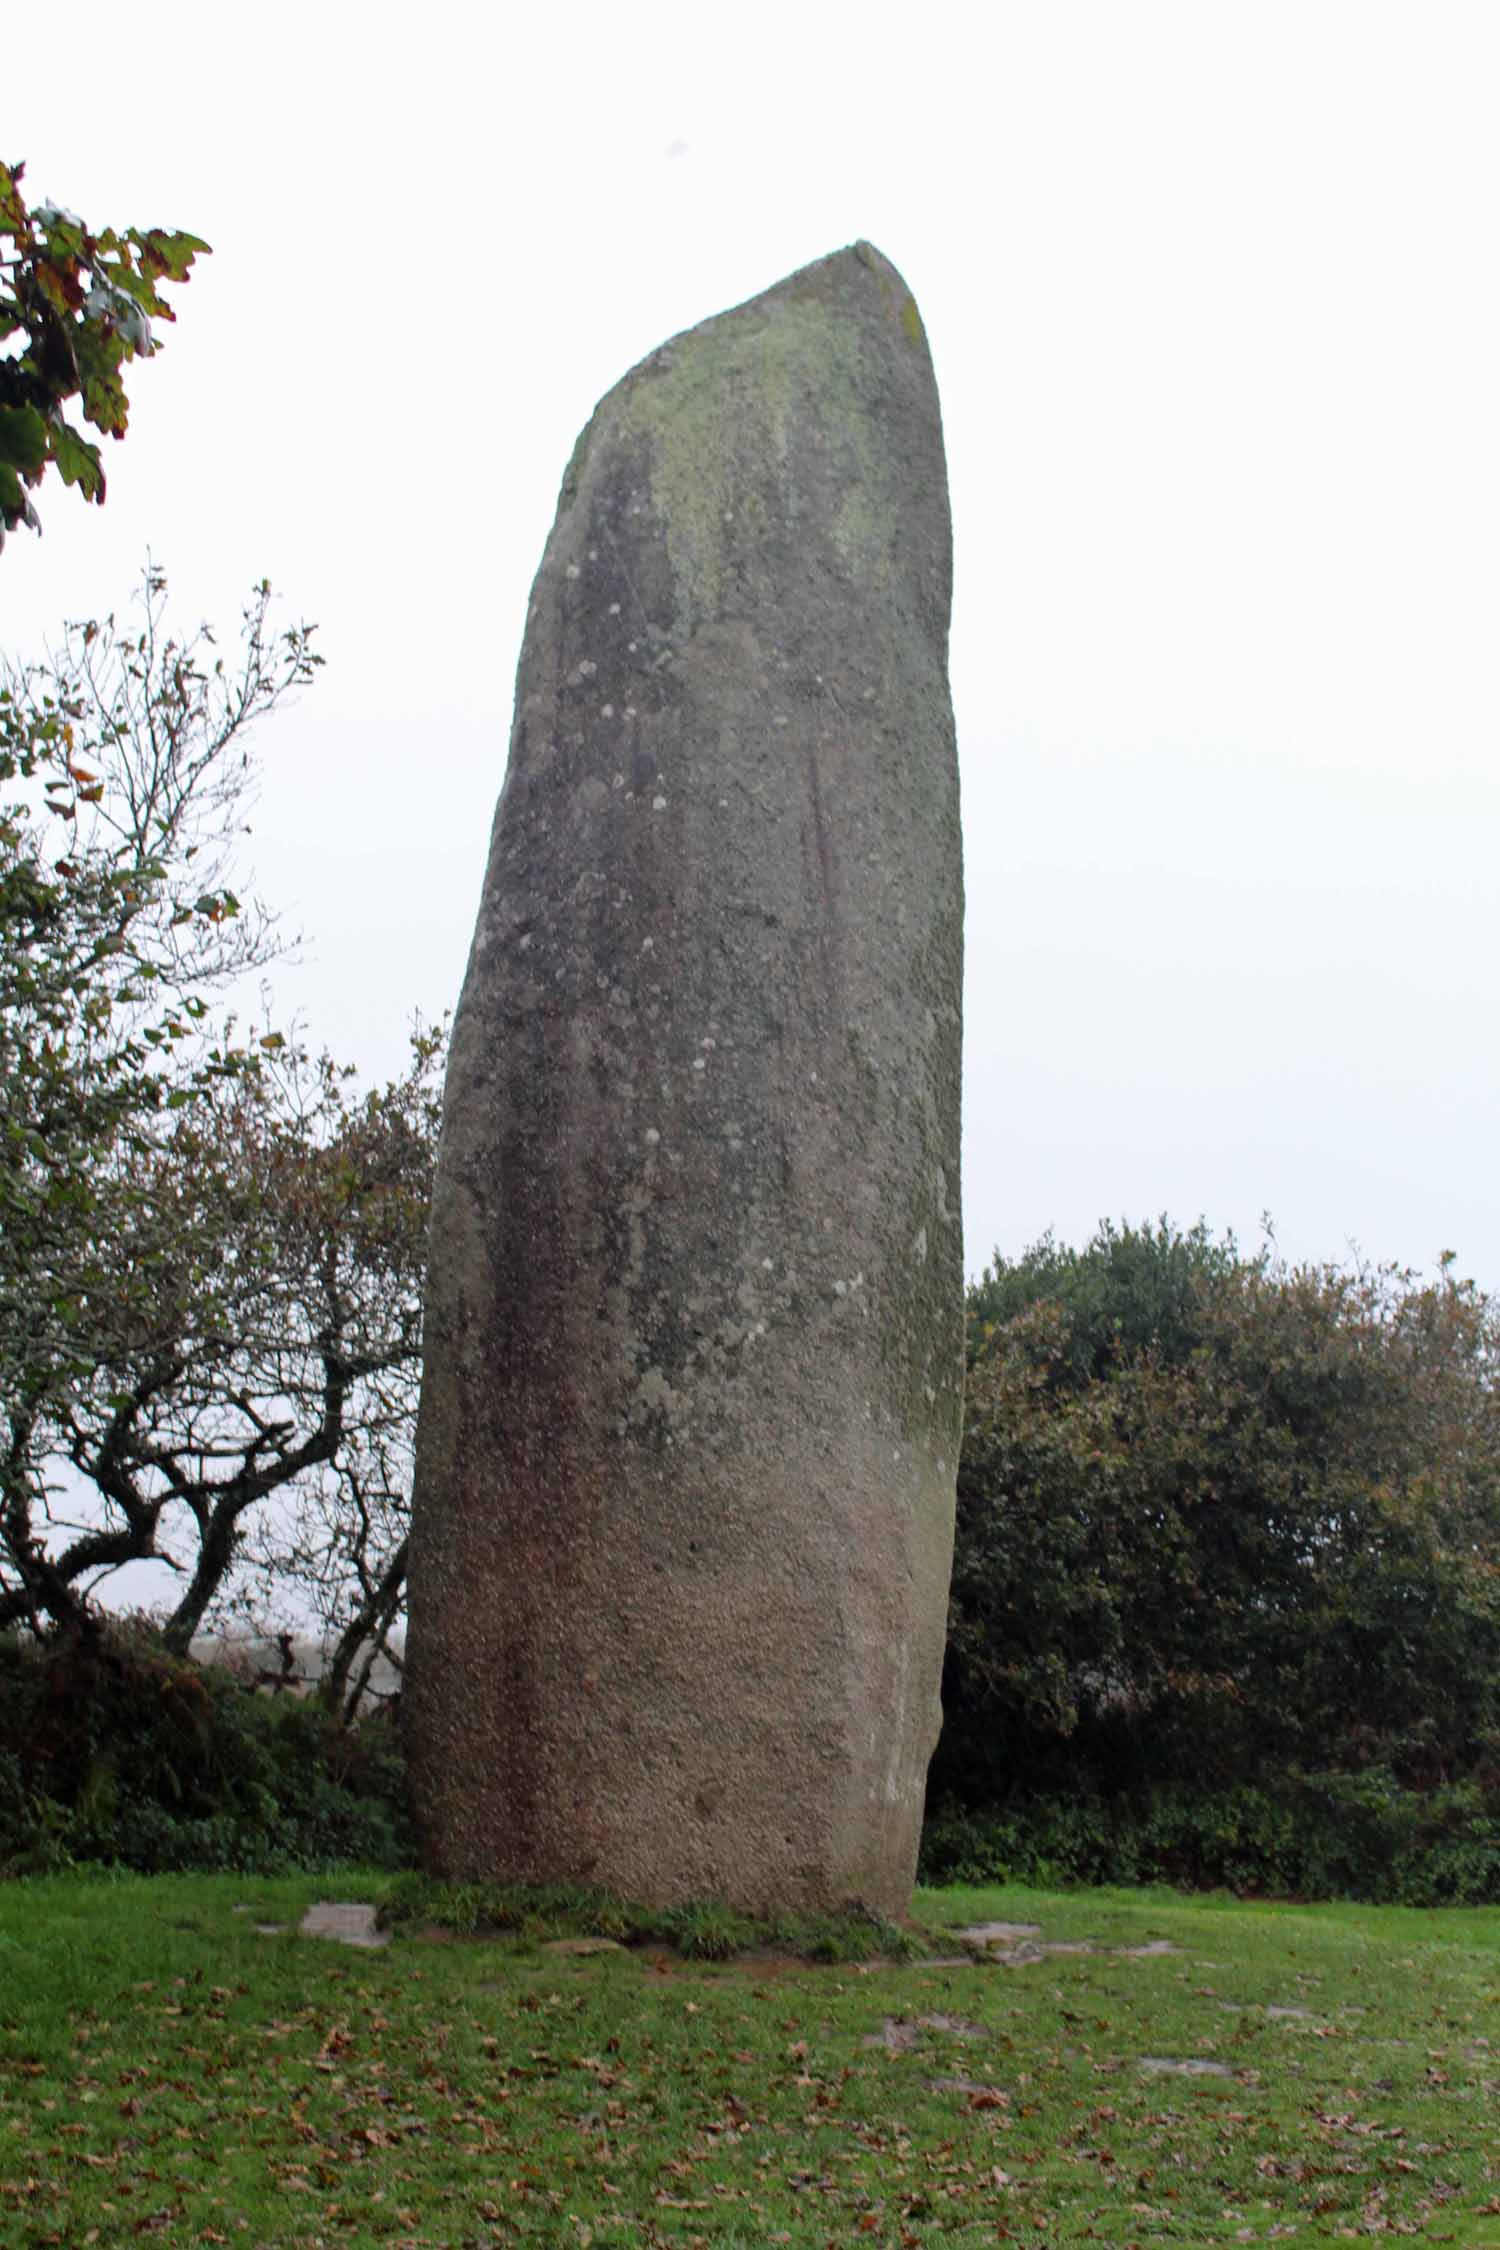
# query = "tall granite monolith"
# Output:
<box><xmin>404</xmin><ymin>242</ymin><xmax>963</xmax><ymax>1917</ymax></box>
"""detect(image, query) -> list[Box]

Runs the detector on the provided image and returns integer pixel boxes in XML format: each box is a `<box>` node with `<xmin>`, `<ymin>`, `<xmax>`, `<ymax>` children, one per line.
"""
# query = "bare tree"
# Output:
<box><xmin>9</xmin><ymin>1028</ymin><xmax>440</xmax><ymax>1661</ymax></box>
<box><xmin>1</xmin><ymin>566</ymin><xmax>318</xmax><ymax>1635</ymax></box>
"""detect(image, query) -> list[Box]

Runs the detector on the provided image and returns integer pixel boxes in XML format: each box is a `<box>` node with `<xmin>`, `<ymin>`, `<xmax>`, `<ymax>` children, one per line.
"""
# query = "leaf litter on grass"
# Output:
<box><xmin>2</xmin><ymin>1873</ymin><xmax>1499</xmax><ymax>2244</ymax></box>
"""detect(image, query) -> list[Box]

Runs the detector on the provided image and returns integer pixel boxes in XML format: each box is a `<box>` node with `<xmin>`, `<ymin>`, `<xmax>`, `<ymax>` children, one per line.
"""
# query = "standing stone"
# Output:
<box><xmin>405</xmin><ymin>242</ymin><xmax>963</xmax><ymax>1917</ymax></box>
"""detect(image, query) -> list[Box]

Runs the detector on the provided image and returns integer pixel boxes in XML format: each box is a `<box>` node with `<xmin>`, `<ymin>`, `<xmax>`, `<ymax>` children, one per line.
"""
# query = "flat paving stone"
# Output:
<box><xmin>299</xmin><ymin>1901</ymin><xmax>389</xmax><ymax>1949</ymax></box>
<box><xmin>955</xmin><ymin>1922</ymin><xmax>1182</xmax><ymax>1965</ymax></box>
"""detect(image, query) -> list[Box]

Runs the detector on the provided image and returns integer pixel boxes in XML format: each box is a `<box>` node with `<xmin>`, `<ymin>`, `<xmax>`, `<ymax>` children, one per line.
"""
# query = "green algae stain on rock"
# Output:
<box><xmin>608</xmin><ymin>273</ymin><xmax>907</xmax><ymax>636</ymax></box>
<box><xmin>831</xmin><ymin>478</ymin><xmax>896</xmax><ymax>590</ymax></box>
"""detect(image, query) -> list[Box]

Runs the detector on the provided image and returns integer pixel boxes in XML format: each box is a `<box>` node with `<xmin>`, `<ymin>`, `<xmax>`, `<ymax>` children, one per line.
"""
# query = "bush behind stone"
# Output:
<box><xmin>0</xmin><ymin>1623</ymin><xmax>412</xmax><ymax>1875</ymax></box>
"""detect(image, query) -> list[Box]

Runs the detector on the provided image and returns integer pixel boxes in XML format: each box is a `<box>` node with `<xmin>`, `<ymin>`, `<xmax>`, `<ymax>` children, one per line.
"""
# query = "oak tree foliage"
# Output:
<box><xmin>0</xmin><ymin>160</ymin><xmax>208</xmax><ymax>546</ymax></box>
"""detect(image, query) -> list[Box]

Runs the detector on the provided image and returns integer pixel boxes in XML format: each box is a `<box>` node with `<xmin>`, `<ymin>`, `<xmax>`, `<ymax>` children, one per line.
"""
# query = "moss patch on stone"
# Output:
<box><xmin>604</xmin><ymin>286</ymin><xmax>902</xmax><ymax>637</ymax></box>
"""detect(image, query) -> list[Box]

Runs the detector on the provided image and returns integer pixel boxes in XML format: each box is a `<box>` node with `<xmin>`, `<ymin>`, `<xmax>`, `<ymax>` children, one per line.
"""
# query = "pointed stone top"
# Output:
<box><xmin>588</xmin><ymin>236</ymin><xmax>934</xmax><ymax>403</ymax></box>
<box><xmin>556</xmin><ymin>238</ymin><xmax>949</xmax><ymax>656</ymax></box>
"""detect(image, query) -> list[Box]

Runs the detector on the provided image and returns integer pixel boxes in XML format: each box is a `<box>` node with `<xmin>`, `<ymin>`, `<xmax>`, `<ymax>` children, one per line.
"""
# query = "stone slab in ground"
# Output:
<box><xmin>298</xmin><ymin>1902</ymin><xmax>388</xmax><ymax>1949</ymax></box>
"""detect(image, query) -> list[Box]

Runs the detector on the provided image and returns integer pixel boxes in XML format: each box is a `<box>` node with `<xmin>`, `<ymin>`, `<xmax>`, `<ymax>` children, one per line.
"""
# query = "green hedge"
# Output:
<box><xmin>0</xmin><ymin>1623</ymin><xmax>412</xmax><ymax>1876</ymax></box>
<box><xmin>919</xmin><ymin>1774</ymin><xmax>1500</xmax><ymax>1906</ymax></box>
<box><xmin>10</xmin><ymin>1618</ymin><xmax>1499</xmax><ymax>1908</ymax></box>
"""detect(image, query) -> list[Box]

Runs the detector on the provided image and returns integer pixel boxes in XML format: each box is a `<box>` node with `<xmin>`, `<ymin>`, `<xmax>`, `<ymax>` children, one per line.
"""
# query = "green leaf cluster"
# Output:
<box><xmin>0</xmin><ymin>159</ymin><xmax>208</xmax><ymax>543</ymax></box>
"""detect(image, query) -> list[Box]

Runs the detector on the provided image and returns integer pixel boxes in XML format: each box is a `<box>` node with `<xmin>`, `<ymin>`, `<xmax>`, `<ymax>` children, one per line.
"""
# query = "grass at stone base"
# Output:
<box><xmin>378</xmin><ymin>1872</ymin><xmax>927</xmax><ymax>1963</ymax></box>
<box><xmin>2</xmin><ymin>1873</ymin><xmax>1499</xmax><ymax>2247</ymax></box>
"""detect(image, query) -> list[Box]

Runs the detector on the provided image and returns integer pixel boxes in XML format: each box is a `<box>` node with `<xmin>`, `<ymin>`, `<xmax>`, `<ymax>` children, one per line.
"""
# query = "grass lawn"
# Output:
<box><xmin>2</xmin><ymin>1871</ymin><xmax>1498</xmax><ymax>2245</ymax></box>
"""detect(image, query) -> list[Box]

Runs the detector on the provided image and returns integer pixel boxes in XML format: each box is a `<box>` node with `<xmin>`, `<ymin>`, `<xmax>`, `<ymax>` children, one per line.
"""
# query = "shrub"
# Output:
<box><xmin>938</xmin><ymin>1224</ymin><xmax>1500</xmax><ymax>1811</ymax></box>
<box><xmin>918</xmin><ymin>1776</ymin><xmax>1500</xmax><ymax>1906</ymax></box>
<box><xmin>0</xmin><ymin>1622</ymin><xmax>412</xmax><ymax>1875</ymax></box>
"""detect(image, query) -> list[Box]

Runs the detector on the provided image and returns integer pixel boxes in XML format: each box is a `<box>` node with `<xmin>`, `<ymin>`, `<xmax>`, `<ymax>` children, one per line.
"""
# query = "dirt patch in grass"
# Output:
<box><xmin>865</xmin><ymin>2011</ymin><xmax>988</xmax><ymax>2052</ymax></box>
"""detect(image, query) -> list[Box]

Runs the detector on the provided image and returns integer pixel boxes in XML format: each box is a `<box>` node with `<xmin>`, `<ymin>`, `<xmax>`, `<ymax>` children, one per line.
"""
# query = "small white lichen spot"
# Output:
<box><xmin>644</xmin><ymin>1127</ymin><xmax>661</xmax><ymax>1145</ymax></box>
<box><xmin>810</xmin><ymin>1071</ymin><xmax>818</xmax><ymax>1084</ymax></box>
<box><xmin>601</xmin><ymin>704</ymin><xmax>614</xmax><ymax>719</ymax></box>
<box><xmin>588</xmin><ymin>548</ymin><xmax>598</xmax><ymax>561</ymax></box>
<box><xmin>625</xmin><ymin>706</ymin><xmax>637</xmax><ymax>719</ymax></box>
<box><xmin>565</xmin><ymin>563</ymin><xmax>581</xmax><ymax>580</ymax></box>
<box><xmin>761</xmin><ymin>1257</ymin><xmax>773</xmax><ymax>1271</ymax></box>
<box><xmin>913</xmin><ymin>1225</ymin><xmax>929</xmax><ymax>1263</ymax></box>
<box><xmin>641</xmin><ymin>936</ymin><xmax>655</xmax><ymax>952</ymax></box>
<box><xmin>628</xmin><ymin>640</ymin><xmax>638</xmax><ymax>652</ymax></box>
<box><xmin>608</xmin><ymin>601</ymin><xmax>621</xmax><ymax>615</ymax></box>
<box><xmin>692</xmin><ymin>1058</ymin><xmax>706</xmax><ymax>1072</ymax></box>
<box><xmin>579</xmin><ymin>659</ymin><xmax>598</xmax><ymax>679</ymax></box>
<box><xmin>833</xmin><ymin>1280</ymin><xmax>848</xmax><ymax>1298</ymax></box>
<box><xmin>518</xmin><ymin>933</ymin><xmax>533</xmax><ymax>951</ymax></box>
<box><xmin>652</xmin><ymin>795</ymin><xmax>667</xmax><ymax>812</ymax></box>
<box><xmin>614</xmin><ymin>773</ymin><xmax>625</xmax><ymax>788</ymax></box>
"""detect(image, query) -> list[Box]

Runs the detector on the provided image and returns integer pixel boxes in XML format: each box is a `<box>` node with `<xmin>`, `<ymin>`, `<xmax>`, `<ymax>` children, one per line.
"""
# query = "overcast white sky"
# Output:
<box><xmin>7</xmin><ymin>0</ymin><xmax>1500</xmax><ymax>1294</ymax></box>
